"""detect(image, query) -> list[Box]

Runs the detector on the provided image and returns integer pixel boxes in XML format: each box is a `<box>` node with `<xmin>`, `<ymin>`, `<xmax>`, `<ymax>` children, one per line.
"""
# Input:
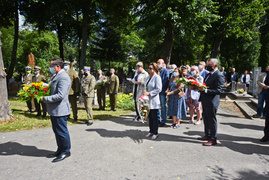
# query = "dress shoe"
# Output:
<box><xmin>253</xmin><ymin>114</ymin><xmax>261</xmax><ymax>118</ymax></box>
<box><xmin>197</xmin><ymin>136</ymin><xmax>210</xmax><ymax>141</ymax></box>
<box><xmin>260</xmin><ymin>137</ymin><xmax>269</xmax><ymax>142</ymax></box>
<box><xmin>159</xmin><ymin>123</ymin><xmax>166</xmax><ymax>127</ymax></box>
<box><xmin>52</xmin><ymin>152</ymin><xmax>71</xmax><ymax>163</ymax></box>
<box><xmin>36</xmin><ymin>113</ymin><xmax>41</xmax><ymax>117</ymax></box>
<box><xmin>47</xmin><ymin>152</ymin><xmax>61</xmax><ymax>158</ymax></box>
<box><xmin>203</xmin><ymin>140</ymin><xmax>217</xmax><ymax>146</ymax></box>
<box><xmin>74</xmin><ymin>117</ymin><xmax>78</xmax><ymax>122</ymax></box>
<box><xmin>86</xmin><ymin>121</ymin><xmax>93</xmax><ymax>126</ymax></box>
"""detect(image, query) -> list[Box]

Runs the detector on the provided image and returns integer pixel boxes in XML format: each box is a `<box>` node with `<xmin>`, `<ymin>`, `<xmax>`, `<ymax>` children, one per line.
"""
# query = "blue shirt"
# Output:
<box><xmin>159</xmin><ymin>68</ymin><xmax>170</xmax><ymax>95</ymax></box>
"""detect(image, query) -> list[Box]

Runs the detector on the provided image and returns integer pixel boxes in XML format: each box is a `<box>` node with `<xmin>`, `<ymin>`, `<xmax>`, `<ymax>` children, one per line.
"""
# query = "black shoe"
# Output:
<box><xmin>159</xmin><ymin>123</ymin><xmax>166</xmax><ymax>127</ymax></box>
<box><xmin>36</xmin><ymin>113</ymin><xmax>41</xmax><ymax>117</ymax></box>
<box><xmin>52</xmin><ymin>152</ymin><xmax>71</xmax><ymax>163</ymax></box>
<box><xmin>42</xmin><ymin>113</ymin><xmax>46</xmax><ymax>118</ymax></box>
<box><xmin>47</xmin><ymin>152</ymin><xmax>61</xmax><ymax>158</ymax></box>
<box><xmin>74</xmin><ymin>117</ymin><xmax>78</xmax><ymax>122</ymax></box>
<box><xmin>113</xmin><ymin>110</ymin><xmax>116</xmax><ymax>112</ymax></box>
<box><xmin>86</xmin><ymin>121</ymin><xmax>93</xmax><ymax>126</ymax></box>
<box><xmin>260</xmin><ymin>137</ymin><xmax>269</xmax><ymax>142</ymax></box>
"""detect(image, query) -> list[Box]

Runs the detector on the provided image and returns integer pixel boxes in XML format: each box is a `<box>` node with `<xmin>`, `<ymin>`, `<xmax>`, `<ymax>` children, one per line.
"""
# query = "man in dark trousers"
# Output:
<box><xmin>226</xmin><ymin>68</ymin><xmax>239</xmax><ymax>83</ymax></box>
<box><xmin>42</xmin><ymin>58</ymin><xmax>71</xmax><ymax>162</ymax></box>
<box><xmin>260</xmin><ymin>67</ymin><xmax>269</xmax><ymax>142</ymax></box>
<box><xmin>198</xmin><ymin>58</ymin><xmax>225</xmax><ymax>146</ymax></box>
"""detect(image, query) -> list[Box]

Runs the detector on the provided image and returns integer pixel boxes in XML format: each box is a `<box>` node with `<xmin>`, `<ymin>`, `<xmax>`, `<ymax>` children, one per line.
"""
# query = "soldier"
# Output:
<box><xmin>96</xmin><ymin>69</ymin><xmax>107</xmax><ymax>110</ymax></box>
<box><xmin>107</xmin><ymin>68</ymin><xmax>119</xmax><ymax>111</ymax></box>
<box><xmin>32</xmin><ymin>66</ymin><xmax>47</xmax><ymax>117</ymax></box>
<box><xmin>81</xmin><ymin>66</ymin><xmax>96</xmax><ymax>126</ymax></box>
<box><xmin>22</xmin><ymin>66</ymin><xmax>35</xmax><ymax>113</ymax></box>
<box><xmin>64</xmin><ymin>61</ymin><xmax>80</xmax><ymax>121</ymax></box>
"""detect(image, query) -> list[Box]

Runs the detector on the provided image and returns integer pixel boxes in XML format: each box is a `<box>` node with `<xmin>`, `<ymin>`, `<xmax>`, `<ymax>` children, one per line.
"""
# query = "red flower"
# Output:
<box><xmin>190</xmin><ymin>81</ymin><xmax>195</xmax><ymax>85</ymax></box>
<box><xmin>31</xmin><ymin>94</ymin><xmax>34</xmax><ymax>97</ymax></box>
<box><xmin>35</xmin><ymin>86</ymin><xmax>40</xmax><ymax>90</ymax></box>
<box><xmin>203</xmin><ymin>83</ymin><xmax>206</xmax><ymax>86</ymax></box>
<box><xmin>27</xmin><ymin>90</ymin><xmax>31</xmax><ymax>92</ymax></box>
<box><xmin>34</xmin><ymin>91</ymin><xmax>38</xmax><ymax>94</ymax></box>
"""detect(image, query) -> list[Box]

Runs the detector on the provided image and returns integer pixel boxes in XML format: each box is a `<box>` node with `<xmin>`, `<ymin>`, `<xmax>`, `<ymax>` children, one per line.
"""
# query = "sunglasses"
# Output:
<box><xmin>148</xmin><ymin>68</ymin><xmax>154</xmax><ymax>70</ymax></box>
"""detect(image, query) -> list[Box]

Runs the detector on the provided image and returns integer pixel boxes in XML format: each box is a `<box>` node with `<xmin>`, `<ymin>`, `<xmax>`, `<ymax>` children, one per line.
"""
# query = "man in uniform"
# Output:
<box><xmin>32</xmin><ymin>66</ymin><xmax>47</xmax><ymax>117</ymax></box>
<box><xmin>22</xmin><ymin>66</ymin><xmax>35</xmax><ymax>113</ymax></box>
<box><xmin>107</xmin><ymin>68</ymin><xmax>119</xmax><ymax>111</ymax></box>
<box><xmin>96</xmin><ymin>69</ymin><xmax>107</xmax><ymax>110</ymax></box>
<box><xmin>81</xmin><ymin>66</ymin><xmax>95</xmax><ymax>126</ymax></box>
<box><xmin>64</xmin><ymin>61</ymin><xmax>80</xmax><ymax>121</ymax></box>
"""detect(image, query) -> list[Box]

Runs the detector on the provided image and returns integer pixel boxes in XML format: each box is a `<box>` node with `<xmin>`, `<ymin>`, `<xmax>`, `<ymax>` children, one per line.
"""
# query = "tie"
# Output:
<box><xmin>205</xmin><ymin>73</ymin><xmax>211</xmax><ymax>83</ymax></box>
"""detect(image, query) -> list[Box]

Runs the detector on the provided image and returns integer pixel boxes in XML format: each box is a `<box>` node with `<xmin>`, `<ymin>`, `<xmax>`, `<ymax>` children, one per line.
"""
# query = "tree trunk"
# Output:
<box><xmin>56</xmin><ymin>22</ymin><xmax>64</xmax><ymax>59</ymax></box>
<box><xmin>7</xmin><ymin>2</ymin><xmax>19</xmax><ymax>82</ymax></box>
<box><xmin>0</xmin><ymin>32</ymin><xmax>12</xmax><ymax>120</ymax></box>
<box><xmin>211</xmin><ymin>35</ymin><xmax>223</xmax><ymax>58</ymax></box>
<box><xmin>161</xmin><ymin>28</ymin><xmax>174</xmax><ymax>65</ymax></box>
<box><xmin>79</xmin><ymin>6</ymin><xmax>90</xmax><ymax>73</ymax></box>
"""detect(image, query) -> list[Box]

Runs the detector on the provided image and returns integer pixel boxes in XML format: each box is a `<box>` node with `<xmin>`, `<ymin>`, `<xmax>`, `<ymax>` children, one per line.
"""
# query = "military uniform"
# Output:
<box><xmin>81</xmin><ymin>67</ymin><xmax>95</xmax><ymax>124</ymax></box>
<box><xmin>32</xmin><ymin>66</ymin><xmax>47</xmax><ymax>117</ymax></box>
<box><xmin>22</xmin><ymin>66</ymin><xmax>35</xmax><ymax>112</ymax></box>
<box><xmin>96</xmin><ymin>75</ymin><xmax>107</xmax><ymax>110</ymax></box>
<box><xmin>107</xmin><ymin>74</ymin><xmax>119</xmax><ymax>111</ymax></box>
<box><xmin>65</xmin><ymin>61</ymin><xmax>80</xmax><ymax>120</ymax></box>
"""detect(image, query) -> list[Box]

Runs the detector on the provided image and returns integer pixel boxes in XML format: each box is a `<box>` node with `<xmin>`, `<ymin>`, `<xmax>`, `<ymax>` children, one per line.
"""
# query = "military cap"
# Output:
<box><xmin>34</xmin><ymin>66</ymin><xmax>41</xmax><ymax>70</ymax></box>
<box><xmin>25</xmin><ymin>66</ymin><xmax>32</xmax><ymax>70</ymax></box>
<box><xmin>64</xmin><ymin>61</ymin><xmax>71</xmax><ymax>65</ymax></box>
<box><xmin>84</xmin><ymin>66</ymin><xmax>91</xmax><ymax>71</ymax></box>
<box><xmin>180</xmin><ymin>65</ymin><xmax>187</xmax><ymax>70</ymax></box>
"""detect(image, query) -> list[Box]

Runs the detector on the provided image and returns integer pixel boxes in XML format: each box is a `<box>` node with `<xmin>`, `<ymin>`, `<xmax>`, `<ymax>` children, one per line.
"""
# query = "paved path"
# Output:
<box><xmin>1</xmin><ymin>109</ymin><xmax>269</xmax><ymax>180</ymax></box>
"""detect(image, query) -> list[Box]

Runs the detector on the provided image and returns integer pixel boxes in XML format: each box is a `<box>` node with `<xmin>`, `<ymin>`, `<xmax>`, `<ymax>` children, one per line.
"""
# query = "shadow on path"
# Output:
<box><xmin>0</xmin><ymin>142</ymin><xmax>54</xmax><ymax>157</ymax></box>
<box><xmin>220</xmin><ymin>122</ymin><xmax>263</xmax><ymax>131</ymax></box>
<box><xmin>184</xmin><ymin>131</ymin><xmax>269</xmax><ymax>156</ymax></box>
<box><xmin>207</xmin><ymin>165</ymin><xmax>269</xmax><ymax>180</ymax></box>
<box><xmin>86</xmin><ymin>128</ymin><xmax>202</xmax><ymax>145</ymax></box>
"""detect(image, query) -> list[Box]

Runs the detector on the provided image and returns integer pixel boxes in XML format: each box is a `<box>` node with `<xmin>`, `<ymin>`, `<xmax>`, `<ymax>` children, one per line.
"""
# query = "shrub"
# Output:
<box><xmin>106</xmin><ymin>93</ymin><xmax>135</xmax><ymax>111</ymax></box>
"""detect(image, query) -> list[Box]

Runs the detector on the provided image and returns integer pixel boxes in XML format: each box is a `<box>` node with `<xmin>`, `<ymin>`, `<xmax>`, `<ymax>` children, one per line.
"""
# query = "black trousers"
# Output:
<box><xmin>134</xmin><ymin>85</ymin><xmax>141</xmax><ymax>119</ymax></box>
<box><xmin>148</xmin><ymin>109</ymin><xmax>159</xmax><ymax>135</ymax></box>
<box><xmin>264</xmin><ymin>91</ymin><xmax>269</xmax><ymax>138</ymax></box>
<box><xmin>202</xmin><ymin>101</ymin><xmax>218</xmax><ymax>141</ymax></box>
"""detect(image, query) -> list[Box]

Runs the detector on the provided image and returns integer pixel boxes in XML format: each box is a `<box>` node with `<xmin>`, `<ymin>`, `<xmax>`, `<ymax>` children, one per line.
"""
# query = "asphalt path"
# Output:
<box><xmin>1</xmin><ymin>109</ymin><xmax>269</xmax><ymax>180</ymax></box>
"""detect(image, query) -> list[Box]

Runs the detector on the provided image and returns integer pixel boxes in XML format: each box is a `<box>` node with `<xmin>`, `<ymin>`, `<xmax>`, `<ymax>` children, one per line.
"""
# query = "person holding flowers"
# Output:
<box><xmin>22</xmin><ymin>66</ymin><xmax>35</xmax><ymax>113</ymax></box>
<box><xmin>41</xmin><ymin>58</ymin><xmax>72</xmax><ymax>162</ymax></box>
<box><xmin>166</xmin><ymin>68</ymin><xmax>186</xmax><ymax>128</ymax></box>
<box><xmin>129</xmin><ymin>62</ymin><xmax>148</xmax><ymax>121</ymax></box>
<box><xmin>185</xmin><ymin>66</ymin><xmax>203</xmax><ymax>125</ymax></box>
<box><xmin>32</xmin><ymin>66</ymin><xmax>47</xmax><ymax>117</ymax></box>
<box><xmin>197</xmin><ymin>58</ymin><xmax>225</xmax><ymax>146</ymax></box>
<box><xmin>143</xmin><ymin>62</ymin><xmax>162</xmax><ymax>140</ymax></box>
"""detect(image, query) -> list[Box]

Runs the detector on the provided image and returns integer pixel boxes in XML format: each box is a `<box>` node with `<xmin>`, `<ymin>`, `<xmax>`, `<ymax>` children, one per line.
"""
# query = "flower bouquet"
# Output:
<box><xmin>221</xmin><ymin>82</ymin><xmax>231</xmax><ymax>92</ymax></box>
<box><xmin>138</xmin><ymin>94</ymin><xmax>150</xmax><ymax>123</ymax></box>
<box><xmin>95</xmin><ymin>80</ymin><xmax>106</xmax><ymax>90</ymax></box>
<box><xmin>17</xmin><ymin>81</ymin><xmax>50</xmax><ymax>103</ymax></box>
<box><xmin>176</xmin><ymin>77</ymin><xmax>208</xmax><ymax>89</ymax></box>
<box><xmin>236</xmin><ymin>88</ymin><xmax>244</xmax><ymax>94</ymax></box>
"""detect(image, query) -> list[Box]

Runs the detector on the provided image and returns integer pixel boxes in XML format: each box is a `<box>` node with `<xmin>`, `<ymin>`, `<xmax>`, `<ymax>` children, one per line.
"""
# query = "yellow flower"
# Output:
<box><xmin>240</xmin><ymin>89</ymin><xmax>244</xmax><ymax>93</ymax></box>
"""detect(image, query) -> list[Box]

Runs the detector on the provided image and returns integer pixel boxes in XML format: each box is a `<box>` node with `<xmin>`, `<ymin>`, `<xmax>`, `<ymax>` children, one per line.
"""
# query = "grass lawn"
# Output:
<box><xmin>0</xmin><ymin>98</ymin><xmax>133</xmax><ymax>132</ymax></box>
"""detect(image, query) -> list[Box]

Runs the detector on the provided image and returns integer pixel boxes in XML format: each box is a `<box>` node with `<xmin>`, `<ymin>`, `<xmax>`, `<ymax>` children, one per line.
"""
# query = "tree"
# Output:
<box><xmin>136</xmin><ymin>0</ymin><xmax>218</xmax><ymax>64</ymax></box>
<box><xmin>0</xmin><ymin>0</ymin><xmax>20</xmax><ymax>81</ymax></box>
<box><xmin>0</xmin><ymin>31</ymin><xmax>12</xmax><ymax>120</ymax></box>
<box><xmin>208</xmin><ymin>0</ymin><xmax>266</xmax><ymax>58</ymax></box>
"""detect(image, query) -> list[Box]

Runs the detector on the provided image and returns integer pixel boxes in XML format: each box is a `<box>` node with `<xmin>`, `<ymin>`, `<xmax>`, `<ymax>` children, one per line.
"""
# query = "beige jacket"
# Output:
<box><xmin>132</xmin><ymin>69</ymin><xmax>148</xmax><ymax>101</ymax></box>
<box><xmin>257</xmin><ymin>72</ymin><xmax>267</xmax><ymax>94</ymax></box>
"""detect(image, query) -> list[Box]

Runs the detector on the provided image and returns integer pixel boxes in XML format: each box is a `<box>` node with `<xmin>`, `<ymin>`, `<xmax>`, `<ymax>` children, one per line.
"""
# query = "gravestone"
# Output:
<box><xmin>252</xmin><ymin>67</ymin><xmax>261</xmax><ymax>97</ymax></box>
<box><xmin>236</xmin><ymin>83</ymin><xmax>246</xmax><ymax>91</ymax></box>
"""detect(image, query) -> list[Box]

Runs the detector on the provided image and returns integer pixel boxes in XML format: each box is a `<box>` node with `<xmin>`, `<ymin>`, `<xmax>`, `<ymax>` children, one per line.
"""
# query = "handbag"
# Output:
<box><xmin>178</xmin><ymin>91</ymin><xmax>185</xmax><ymax>99</ymax></box>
